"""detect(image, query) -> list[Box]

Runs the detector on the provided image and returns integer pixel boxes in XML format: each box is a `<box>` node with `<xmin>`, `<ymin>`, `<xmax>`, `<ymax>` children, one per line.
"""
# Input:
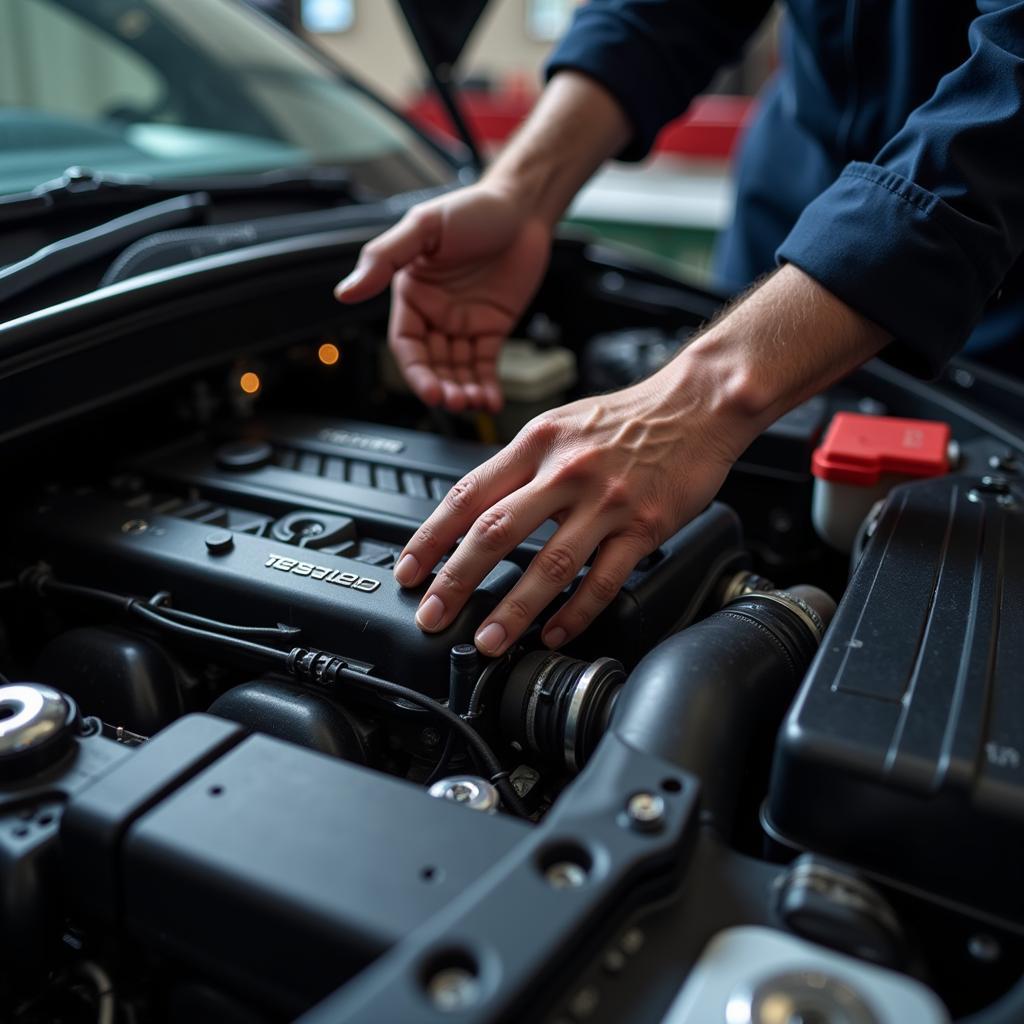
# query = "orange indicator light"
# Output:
<box><xmin>318</xmin><ymin>342</ymin><xmax>340</xmax><ymax>366</ymax></box>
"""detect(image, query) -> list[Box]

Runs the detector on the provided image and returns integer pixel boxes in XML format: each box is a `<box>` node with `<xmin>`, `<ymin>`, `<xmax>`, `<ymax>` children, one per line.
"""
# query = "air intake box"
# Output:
<box><xmin>766</xmin><ymin>472</ymin><xmax>1024</xmax><ymax>923</ymax></box>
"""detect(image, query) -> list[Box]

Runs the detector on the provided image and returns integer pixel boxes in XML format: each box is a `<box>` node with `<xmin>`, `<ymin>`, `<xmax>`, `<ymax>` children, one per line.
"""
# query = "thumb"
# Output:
<box><xmin>334</xmin><ymin>207</ymin><xmax>439</xmax><ymax>304</ymax></box>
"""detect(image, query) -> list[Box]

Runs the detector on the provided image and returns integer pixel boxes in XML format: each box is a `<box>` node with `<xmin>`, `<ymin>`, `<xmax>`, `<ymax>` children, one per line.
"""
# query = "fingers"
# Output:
<box><xmin>411</xmin><ymin>483</ymin><xmax>565</xmax><ymax>635</ymax></box>
<box><xmin>472</xmin><ymin>516</ymin><xmax>608</xmax><ymax>656</ymax></box>
<box><xmin>393</xmin><ymin>443</ymin><xmax>539</xmax><ymax>591</ymax></box>
<box><xmin>539</xmin><ymin>534</ymin><xmax>650</xmax><ymax>649</ymax></box>
<box><xmin>390</xmin><ymin>300</ymin><xmax>442</xmax><ymax>407</ymax></box>
<box><xmin>334</xmin><ymin>207</ymin><xmax>439</xmax><ymax>304</ymax></box>
<box><xmin>472</xmin><ymin>335</ymin><xmax>504</xmax><ymax>413</ymax></box>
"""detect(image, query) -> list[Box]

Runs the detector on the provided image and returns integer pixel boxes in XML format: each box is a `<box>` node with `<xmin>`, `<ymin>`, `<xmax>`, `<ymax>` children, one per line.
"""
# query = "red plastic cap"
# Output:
<box><xmin>812</xmin><ymin>413</ymin><xmax>951</xmax><ymax>486</ymax></box>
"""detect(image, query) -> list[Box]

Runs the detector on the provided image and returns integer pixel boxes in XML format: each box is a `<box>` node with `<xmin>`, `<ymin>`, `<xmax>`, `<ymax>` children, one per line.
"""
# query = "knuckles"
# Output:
<box><xmin>628</xmin><ymin>512</ymin><xmax>665</xmax><ymax>553</ymax></box>
<box><xmin>444</xmin><ymin>476</ymin><xmax>479</xmax><ymax>515</ymax></box>
<box><xmin>583</xmin><ymin>569</ymin><xmax>622</xmax><ymax>605</ymax></box>
<box><xmin>498</xmin><ymin>594</ymin><xmax>534</xmax><ymax>624</ymax></box>
<box><xmin>433</xmin><ymin>563</ymin><xmax>467</xmax><ymax>597</ymax></box>
<box><xmin>474</xmin><ymin>506</ymin><xmax>515</xmax><ymax>551</ymax></box>
<box><xmin>412</xmin><ymin>521</ymin><xmax>439</xmax><ymax>553</ymax></box>
<box><xmin>598</xmin><ymin>479</ymin><xmax>631</xmax><ymax>513</ymax></box>
<box><xmin>534</xmin><ymin>545</ymin><xmax>578</xmax><ymax>588</ymax></box>
<box><xmin>521</xmin><ymin>412</ymin><xmax>560</xmax><ymax>449</ymax></box>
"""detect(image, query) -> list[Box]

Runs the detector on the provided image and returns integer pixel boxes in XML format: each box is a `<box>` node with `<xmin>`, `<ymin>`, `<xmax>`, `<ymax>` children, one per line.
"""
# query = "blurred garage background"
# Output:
<box><xmin>265</xmin><ymin>0</ymin><xmax>780</xmax><ymax>284</ymax></box>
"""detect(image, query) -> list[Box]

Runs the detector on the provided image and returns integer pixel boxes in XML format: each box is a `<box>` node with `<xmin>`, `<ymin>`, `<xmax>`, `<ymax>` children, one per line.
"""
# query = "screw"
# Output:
<box><xmin>420</xmin><ymin>727</ymin><xmax>441</xmax><ymax>748</ymax></box>
<box><xmin>426</xmin><ymin>967</ymin><xmax>479</xmax><ymax>1012</ymax></box>
<box><xmin>626</xmin><ymin>792</ymin><xmax>665</xmax><ymax>832</ymax></box>
<box><xmin>546</xmin><ymin>862</ymin><xmax>587</xmax><ymax>889</ymax></box>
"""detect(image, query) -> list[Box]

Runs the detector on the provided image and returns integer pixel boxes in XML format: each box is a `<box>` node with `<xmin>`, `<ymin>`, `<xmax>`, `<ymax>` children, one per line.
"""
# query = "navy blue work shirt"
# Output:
<box><xmin>547</xmin><ymin>1</ymin><xmax>1024</xmax><ymax>375</ymax></box>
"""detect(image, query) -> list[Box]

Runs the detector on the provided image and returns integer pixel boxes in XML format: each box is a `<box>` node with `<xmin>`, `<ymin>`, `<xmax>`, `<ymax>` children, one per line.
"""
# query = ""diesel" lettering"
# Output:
<box><xmin>264</xmin><ymin>554</ymin><xmax>381</xmax><ymax>593</ymax></box>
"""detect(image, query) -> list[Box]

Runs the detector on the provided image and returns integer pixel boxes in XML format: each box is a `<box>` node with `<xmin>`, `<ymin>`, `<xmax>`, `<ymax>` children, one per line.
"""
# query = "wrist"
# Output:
<box><xmin>482</xmin><ymin>71</ymin><xmax>630</xmax><ymax>229</ymax></box>
<box><xmin>483</xmin><ymin>159</ymin><xmax>556</xmax><ymax>228</ymax></box>
<box><xmin>658</xmin><ymin>265</ymin><xmax>891</xmax><ymax>453</ymax></box>
<box><xmin>650</xmin><ymin>338</ymin><xmax>767</xmax><ymax>464</ymax></box>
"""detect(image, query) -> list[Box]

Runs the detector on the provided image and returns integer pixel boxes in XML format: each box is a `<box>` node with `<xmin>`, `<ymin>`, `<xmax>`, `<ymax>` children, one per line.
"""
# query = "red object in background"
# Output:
<box><xmin>811</xmin><ymin>413</ymin><xmax>951</xmax><ymax>487</ymax></box>
<box><xmin>405</xmin><ymin>91</ymin><xmax>755</xmax><ymax>160</ymax></box>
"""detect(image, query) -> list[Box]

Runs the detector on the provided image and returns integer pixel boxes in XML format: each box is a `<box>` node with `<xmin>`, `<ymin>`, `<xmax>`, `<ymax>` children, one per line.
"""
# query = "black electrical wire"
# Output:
<box><xmin>27</xmin><ymin>567</ymin><xmax>530</xmax><ymax>817</ymax></box>
<box><xmin>291</xmin><ymin>653</ymin><xmax>529</xmax><ymax>817</ymax></box>
<box><xmin>128</xmin><ymin>600</ymin><xmax>293</xmax><ymax>665</ymax></box>
<box><xmin>147</xmin><ymin>592</ymin><xmax>301</xmax><ymax>642</ymax></box>
<box><xmin>32</xmin><ymin>574</ymin><xmax>297</xmax><ymax>656</ymax></box>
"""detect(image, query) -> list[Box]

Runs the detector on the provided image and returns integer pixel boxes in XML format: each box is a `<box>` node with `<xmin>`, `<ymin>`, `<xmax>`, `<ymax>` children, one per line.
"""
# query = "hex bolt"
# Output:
<box><xmin>625</xmin><ymin>792</ymin><xmax>665</xmax><ymax>832</ymax></box>
<box><xmin>545</xmin><ymin>862</ymin><xmax>588</xmax><ymax>889</ymax></box>
<box><xmin>428</xmin><ymin>776</ymin><xmax>499</xmax><ymax>813</ymax></box>
<box><xmin>426</xmin><ymin>967</ymin><xmax>479</xmax><ymax>1012</ymax></box>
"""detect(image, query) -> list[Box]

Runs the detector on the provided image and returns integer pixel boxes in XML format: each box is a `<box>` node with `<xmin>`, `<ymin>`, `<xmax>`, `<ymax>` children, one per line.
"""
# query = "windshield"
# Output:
<box><xmin>0</xmin><ymin>0</ymin><xmax>456</xmax><ymax>198</ymax></box>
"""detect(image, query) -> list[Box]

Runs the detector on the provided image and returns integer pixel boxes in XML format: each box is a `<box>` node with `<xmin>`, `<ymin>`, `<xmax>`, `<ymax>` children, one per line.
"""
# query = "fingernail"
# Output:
<box><xmin>416</xmin><ymin>594</ymin><xmax>445</xmax><ymax>631</ymax></box>
<box><xmin>334</xmin><ymin>267</ymin><xmax>363</xmax><ymax>296</ymax></box>
<box><xmin>394</xmin><ymin>553</ymin><xmax>419</xmax><ymax>586</ymax></box>
<box><xmin>543</xmin><ymin>626</ymin><xmax>567</xmax><ymax>649</ymax></box>
<box><xmin>475</xmin><ymin>621</ymin><xmax>506</xmax><ymax>654</ymax></box>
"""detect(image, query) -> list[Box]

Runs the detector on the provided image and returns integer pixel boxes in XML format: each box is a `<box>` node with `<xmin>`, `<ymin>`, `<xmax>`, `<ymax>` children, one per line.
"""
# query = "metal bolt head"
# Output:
<box><xmin>428</xmin><ymin>776</ymin><xmax>499</xmax><ymax>813</ymax></box>
<box><xmin>426</xmin><ymin>967</ymin><xmax>479</xmax><ymax>1012</ymax></box>
<box><xmin>545</xmin><ymin>861</ymin><xmax>588</xmax><ymax>889</ymax></box>
<box><xmin>626</xmin><ymin>792</ymin><xmax>665</xmax><ymax>831</ymax></box>
<box><xmin>449</xmin><ymin>782</ymin><xmax>476</xmax><ymax>803</ymax></box>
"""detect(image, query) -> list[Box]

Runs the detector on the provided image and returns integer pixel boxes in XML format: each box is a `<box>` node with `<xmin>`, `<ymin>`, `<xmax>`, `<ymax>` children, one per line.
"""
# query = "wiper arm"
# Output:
<box><xmin>0</xmin><ymin>165</ymin><xmax>360</xmax><ymax>227</ymax></box>
<box><xmin>0</xmin><ymin>192</ymin><xmax>210</xmax><ymax>308</ymax></box>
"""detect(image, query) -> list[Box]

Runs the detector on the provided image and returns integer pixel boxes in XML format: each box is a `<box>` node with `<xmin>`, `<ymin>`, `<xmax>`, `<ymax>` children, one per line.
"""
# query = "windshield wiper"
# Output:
<box><xmin>0</xmin><ymin>165</ymin><xmax>361</xmax><ymax>227</ymax></box>
<box><xmin>0</xmin><ymin>192</ymin><xmax>210</xmax><ymax>308</ymax></box>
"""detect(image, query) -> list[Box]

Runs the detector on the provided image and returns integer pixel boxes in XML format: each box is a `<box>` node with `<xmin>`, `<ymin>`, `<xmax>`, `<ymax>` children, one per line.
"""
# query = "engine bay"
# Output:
<box><xmin>1</xmin><ymin>245</ymin><xmax>1023</xmax><ymax>1023</ymax></box>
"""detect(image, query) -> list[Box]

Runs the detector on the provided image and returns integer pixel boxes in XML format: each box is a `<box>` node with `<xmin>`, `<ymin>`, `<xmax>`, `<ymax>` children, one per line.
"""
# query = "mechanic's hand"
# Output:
<box><xmin>391</xmin><ymin>365</ymin><xmax>748</xmax><ymax>656</ymax></box>
<box><xmin>334</xmin><ymin>184</ymin><xmax>551</xmax><ymax>413</ymax></box>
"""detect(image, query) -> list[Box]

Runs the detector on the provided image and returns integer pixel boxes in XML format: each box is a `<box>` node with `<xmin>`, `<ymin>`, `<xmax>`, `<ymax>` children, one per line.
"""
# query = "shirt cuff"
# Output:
<box><xmin>776</xmin><ymin>162</ymin><xmax>999</xmax><ymax>378</ymax></box>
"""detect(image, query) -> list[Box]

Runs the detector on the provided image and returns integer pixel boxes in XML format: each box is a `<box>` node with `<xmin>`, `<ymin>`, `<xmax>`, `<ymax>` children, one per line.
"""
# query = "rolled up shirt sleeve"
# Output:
<box><xmin>545</xmin><ymin>0</ymin><xmax>773</xmax><ymax>161</ymax></box>
<box><xmin>777</xmin><ymin>2</ymin><xmax>1024</xmax><ymax>377</ymax></box>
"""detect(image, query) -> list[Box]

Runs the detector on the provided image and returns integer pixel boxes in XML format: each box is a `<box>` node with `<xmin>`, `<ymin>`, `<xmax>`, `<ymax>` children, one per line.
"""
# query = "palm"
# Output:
<box><xmin>392</xmin><ymin>211</ymin><xmax>550</xmax><ymax>411</ymax></box>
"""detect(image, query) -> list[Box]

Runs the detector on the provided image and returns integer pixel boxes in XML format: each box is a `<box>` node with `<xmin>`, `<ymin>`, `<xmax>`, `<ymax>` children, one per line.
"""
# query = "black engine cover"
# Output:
<box><xmin>766</xmin><ymin>472</ymin><xmax>1024</xmax><ymax>923</ymax></box>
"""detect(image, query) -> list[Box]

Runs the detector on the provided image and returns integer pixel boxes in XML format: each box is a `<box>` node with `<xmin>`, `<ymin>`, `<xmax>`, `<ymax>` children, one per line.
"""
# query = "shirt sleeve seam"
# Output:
<box><xmin>839</xmin><ymin>164</ymin><xmax>993</xmax><ymax>296</ymax></box>
<box><xmin>840</xmin><ymin>164</ymin><xmax>936</xmax><ymax>217</ymax></box>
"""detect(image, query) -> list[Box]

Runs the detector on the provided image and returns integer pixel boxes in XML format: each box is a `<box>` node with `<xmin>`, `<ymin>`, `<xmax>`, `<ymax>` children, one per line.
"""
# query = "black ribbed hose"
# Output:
<box><xmin>610</xmin><ymin>590</ymin><xmax>833</xmax><ymax>834</ymax></box>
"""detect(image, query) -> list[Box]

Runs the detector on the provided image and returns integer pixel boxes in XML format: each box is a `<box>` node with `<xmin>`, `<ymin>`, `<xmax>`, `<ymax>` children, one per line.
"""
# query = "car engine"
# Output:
<box><xmin>1</xmin><ymin>267</ymin><xmax>1023</xmax><ymax>1024</ymax></box>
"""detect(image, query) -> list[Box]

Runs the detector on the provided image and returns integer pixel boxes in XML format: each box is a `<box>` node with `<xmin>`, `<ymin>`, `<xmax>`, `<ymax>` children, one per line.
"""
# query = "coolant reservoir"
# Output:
<box><xmin>496</xmin><ymin>340</ymin><xmax>577</xmax><ymax>436</ymax></box>
<box><xmin>811</xmin><ymin>412</ymin><xmax>953</xmax><ymax>551</ymax></box>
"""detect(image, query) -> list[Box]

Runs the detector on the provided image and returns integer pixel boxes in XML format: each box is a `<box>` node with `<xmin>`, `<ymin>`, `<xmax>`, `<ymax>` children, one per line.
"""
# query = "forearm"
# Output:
<box><xmin>660</xmin><ymin>265</ymin><xmax>893</xmax><ymax>453</ymax></box>
<box><xmin>484</xmin><ymin>71</ymin><xmax>630</xmax><ymax>228</ymax></box>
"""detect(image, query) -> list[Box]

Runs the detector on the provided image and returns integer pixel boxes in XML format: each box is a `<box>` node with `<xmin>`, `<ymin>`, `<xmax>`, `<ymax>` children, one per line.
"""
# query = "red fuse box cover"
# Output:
<box><xmin>811</xmin><ymin>413</ymin><xmax>951</xmax><ymax>486</ymax></box>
